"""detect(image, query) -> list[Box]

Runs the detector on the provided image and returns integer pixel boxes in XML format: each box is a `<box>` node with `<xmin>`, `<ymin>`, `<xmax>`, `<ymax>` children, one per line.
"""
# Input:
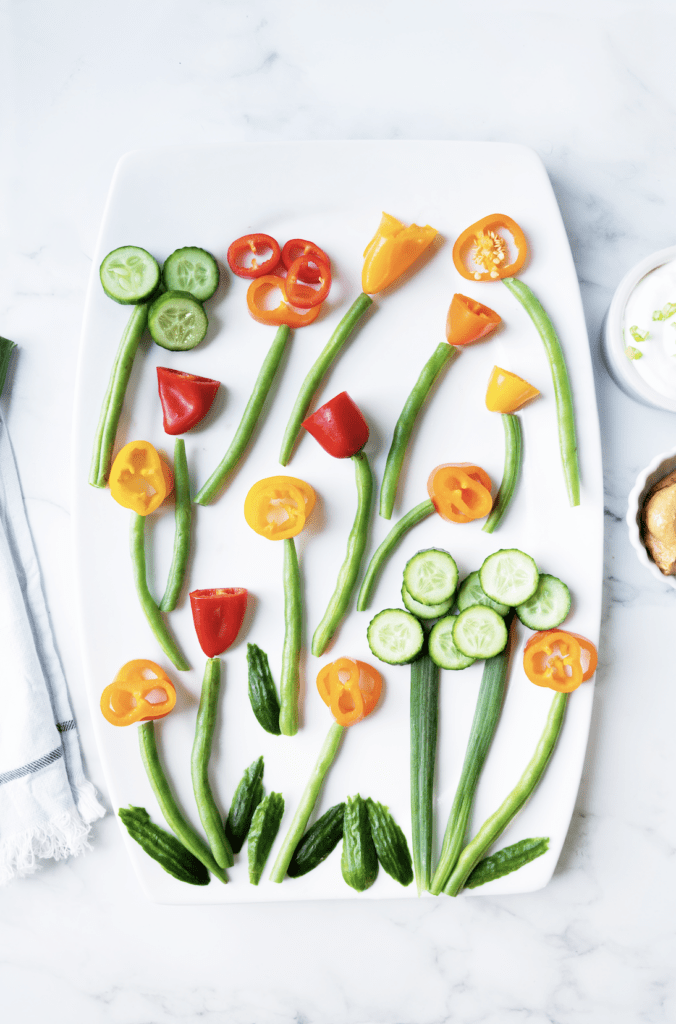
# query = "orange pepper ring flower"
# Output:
<box><xmin>109</xmin><ymin>440</ymin><xmax>174</xmax><ymax>516</ymax></box>
<box><xmin>316</xmin><ymin>657</ymin><xmax>382</xmax><ymax>727</ymax></box>
<box><xmin>523</xmin><ymin>630</ymin><xmax>598</xmax><ymax>693</ymax></box>
<box><xmin>100</xmin><ymin>659</ymin><xmax>176</xmax><ymax>726</ymax></box>
<box><xmin>244</xmin><ymin>475</ymin><xmax>316</xmax><ymax>540</ymax></box>
<box><xmin>446</xmin><ymin>293</ymin><xmax>501</xmax><ymax>346</ymax></box>
<box><xmin>427</xmin><ymin>463</ymin><xmax>493</xmax><ymax>524</ymax></box>
<box><xmin>246</xmin><ymin>275</ymin><xmax>322</xmax><ymax>328</ymax></box>
<box><xmin>453</xmin><ymin>214</ymin><xmax>528</xmax><ymax>282</ymax></box>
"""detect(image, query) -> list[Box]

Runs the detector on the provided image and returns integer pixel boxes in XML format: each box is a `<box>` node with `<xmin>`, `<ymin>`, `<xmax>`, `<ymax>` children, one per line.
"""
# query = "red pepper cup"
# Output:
<box><xmin>189</xmin><ymin>588</ymin><xmax>248</xmax><ymax>658</ymax></box>
<box><xmin>157</xmin><ymin>367</ymin><xmax>220</xmax><ymax>434</ymax></box>
<box><xmin>302</xmin><ymin>392</ymin><xmax>369</xmax><ymax>459</ymax></box>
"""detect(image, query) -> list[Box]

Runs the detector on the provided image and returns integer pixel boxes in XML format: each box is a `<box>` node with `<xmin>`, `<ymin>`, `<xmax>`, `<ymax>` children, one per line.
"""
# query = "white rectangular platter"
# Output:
<box><xmin>73</xmin><ymin>142</ymin><xmax>603</xmax><ymax>903</ymax></box>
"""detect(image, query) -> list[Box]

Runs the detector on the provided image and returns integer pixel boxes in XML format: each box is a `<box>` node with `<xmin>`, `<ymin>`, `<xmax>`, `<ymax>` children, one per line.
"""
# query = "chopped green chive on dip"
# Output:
<box><xmin>629</xmin><ymin>325</ymin><xmax>649</xmax><ymax>342</ymax></box>
<box><xmin>625</xmin><ymin>346</ymin><xmax>643</xmax><ymax>360</ymax></box>
<box><xmin>652</xmin><ymin>302</ymin><xmax>676</xmax><ymax>321</ymax></box>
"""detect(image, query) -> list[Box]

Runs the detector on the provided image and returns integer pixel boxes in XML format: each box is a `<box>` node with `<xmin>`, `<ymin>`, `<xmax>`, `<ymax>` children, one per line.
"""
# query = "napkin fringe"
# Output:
<box><xmin>0</xmin><ymin>811</ymin><xmax>94</xmax><ymax>885</ymax></box>
<box><xmin>73</xmin><ymin>778</ymin><xmax>106</xmax><ymax>824</ymax></box>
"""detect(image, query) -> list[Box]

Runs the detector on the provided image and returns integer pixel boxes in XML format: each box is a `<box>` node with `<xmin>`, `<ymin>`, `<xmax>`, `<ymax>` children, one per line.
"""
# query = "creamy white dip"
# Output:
<box><xmin>623</xmin><ymin>258</ymin><xmax>676</xmax><ymax>398</ymax></box>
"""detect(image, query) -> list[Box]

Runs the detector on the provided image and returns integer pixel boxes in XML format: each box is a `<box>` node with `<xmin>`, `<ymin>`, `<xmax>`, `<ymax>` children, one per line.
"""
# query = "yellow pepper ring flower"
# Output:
<box><xmin>362</xmin><ymin>212</ymin><xmax>438</xmax><ymax>294</ymax></box>
<box><xmin>244</xmin><ymin>475</ymin><xmax>316</xmax><ymax>540</ymax></box>
<box><xmin>109</xmin><ymin>440</ymin><xmax>174</xmax><ymax>515</ymax></box>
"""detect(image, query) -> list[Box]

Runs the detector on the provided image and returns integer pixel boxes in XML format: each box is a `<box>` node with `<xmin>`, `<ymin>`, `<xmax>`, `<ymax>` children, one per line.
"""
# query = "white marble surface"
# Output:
<box><xmin>2</xmin><ymin>1</ymin><xmax>675</xmax><ymax>1021</ymax></box>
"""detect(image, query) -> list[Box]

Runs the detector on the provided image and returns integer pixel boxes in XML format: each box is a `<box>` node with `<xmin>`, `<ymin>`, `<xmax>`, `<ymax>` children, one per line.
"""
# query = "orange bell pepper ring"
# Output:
<box><xmin>246</xmin><ymin>275</ymin><xmax>322</xmax><ymax>328</ymax></box>
<box><xmin>453</xmin><ymin>214</ymin><xmax>528</xmax><ymax>282</ymax></box>
<box><xmin>100</xmin><ymin>659</ymin><xmax>177</xmax><ymax>726</ymax></box>
<box><xmin>427</xmin><ymin>463</ymin><xmax>493</xmax><ymax>524</ymax></box>
<box><xmin>244</xmin><ymin>475</ymin><xmax>316</xmax><ymax>540</ymax></box>
<box><xmin>109</xmin><ymin>440</ymin><xmax>174</xmax><ymax>515</ymax></box>
<box><xmin>485</xmin><ymin>365</ymin><xmax>540</xmax><ymax>413</ymax></box>
<box><xmin>523</xmin><ymin>630</ymin><xmax>598</xmax><ymax>693</ymax></box>
<box><xmin>316</xmin><ymin>657</ymin><xmax>382</xmax><ymax>727</ymax></box>
<box><xmin>362</xmin><ymin>212</ymin><xmax>438</xmax><ymax>294</ymax></box>
<box><xmin>445</xmin><ymin>293</ymin><xmax>501</xmax><ymax>346</ymax></box>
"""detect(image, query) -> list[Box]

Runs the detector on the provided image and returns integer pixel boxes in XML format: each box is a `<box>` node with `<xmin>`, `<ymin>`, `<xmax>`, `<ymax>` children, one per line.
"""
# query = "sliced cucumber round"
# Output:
<box><xmin>428</xmin><ymin>616</ymin><xmax>476</xmax><ymax>670</ymax></box>
<box><xmin>148</xmin><ymin>290</ymin><xmax>209</xmax><ymax>351</ymax></box>
<box><xmin>479</xmin><ymin>548</ymin><xmax>539</xmax><ymax>607</ymax></box>
<box><xmin>401</xmin><ymin>584</ymin><xmax>453</xmax><ymax>620</ymax></box>
<box><xmin>516</xmin><ymin>573</ymin><xmax>571</xmax><ymax>630</ymax></box>
<box><xmin>403</xmin><ymin>548</ymin><xmax>458</xmax><ymax>607</ymax></box>
<box><xmin>367</xmin><ymin>608</ymin><xmax>424</xmax><ymax>665</ymax></box>
<box><xmin>452</xmin><ymin>605</ymin><xmax>508</xmax><ymax>659</ymax></box>
<box><xmin>100</xmin><ymin>246</ymin><xmax>160</xmax><ymax>304</ymax></box>
<box><xmin>456</xmin><ymin>570</ymin><xmax>510</xmax><ymax>617</ymax></box>
<box><xmin>162</xmin><ymin>247</ymin><xmax>220</xmax><ymax>302</ymax></box>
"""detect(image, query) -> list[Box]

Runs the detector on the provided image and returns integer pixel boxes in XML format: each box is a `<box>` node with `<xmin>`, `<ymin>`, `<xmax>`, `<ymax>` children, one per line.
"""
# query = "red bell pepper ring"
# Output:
<box><xmin>284</xmin><ymin>256</ymin><xmax>331</xmax><ymax>309</ymax></box>
<box><xmin>189</xmin><ymin>587</ymin><xmax>248</xmax><ymax>657</ymax></box>
<box><xmin>302</xmin><ymin>391</ymin><xmax>369</xmax><ymax>458</ymax></box>
<box><xmin>227</xmin><ymin>233</ymin><xmax>281</xmax><ymax>279</ymax></box>
<box><xmin>281</xmin><ymin>239</ymin><xmax>331</xmax><ymax>284</ymax></box>
<box><xmin>157</xmin><ymin>367</ymin><xmax>220</xmax><ymax>434</ymax></box>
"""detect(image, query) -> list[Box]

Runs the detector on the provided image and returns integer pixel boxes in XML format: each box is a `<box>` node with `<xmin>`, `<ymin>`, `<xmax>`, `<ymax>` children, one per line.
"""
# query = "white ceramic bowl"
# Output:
<box><xmin>627</xmin><ymin>445</ymin><xmax>676</xmax><ymax>588</ymax></box>
<box><xmin>603</xmin><ymin>245</ymin><xmax>676</xmax><ymax>411</ymax></box>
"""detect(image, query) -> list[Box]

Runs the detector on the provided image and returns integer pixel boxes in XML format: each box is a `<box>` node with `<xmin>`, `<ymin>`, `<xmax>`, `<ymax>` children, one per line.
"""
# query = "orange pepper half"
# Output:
<box><xmin>316</xmin><ymin>657</ymin><xmax>382</xmax><ymax>727</ymax></box>
<box><xmin>246</xmin><ymin>275</ymin><xmax>322</xmax><ymax>328</ymax></box>
<box><xmin>109</xmin><ymin>440</ymin><xmax>174</xmax><ymax>515</ymax></box>
<box><xmin>362</xmin><ymin>212</ymin><xmax>438</xmax><ymax>294</ymax></box>
<box><xmin>523</xmin><ymin>630</ymin><xmax>598</xmax><ymax>693</ymax></box>
<box><xmin>427</xmin><ymin>463</ymin><xmax>493</xmax><ymax>524</ymax></box>
<box><xmin>485</xmin><ymin>365</ymin><xmax>540</xmax><ymax>413</ymax></box>
<box><xmin>100</xmin><ymin>659</ymin><xmax>177</xmax><ymax>726</ymax></box>
<box><xmin>244</xmin><ymin>475</ymin><xmax>316</xmax><ymax>540</ymax></box>
<box><xmin>453</xmin><ymin>214</ymin><xmax>528</xmax><ymax>282</ymax></box>
<box><xmin>445</xmin><ymin>293</ymin><xmax>501</xmax><ymax>346</ymax></box>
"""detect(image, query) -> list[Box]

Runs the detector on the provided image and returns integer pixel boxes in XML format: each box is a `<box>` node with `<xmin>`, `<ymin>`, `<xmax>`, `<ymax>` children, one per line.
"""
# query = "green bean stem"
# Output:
<box><xmin>130</xmin><ymin>513</ymin><xmax>189</xmax><ymax>671</ymax></box>
<box><xmin>279</xmin><ymin>293</ymin><xmax>374</xmax><ymax>466</ymax></box>
<box><xmin>379</xmin><ymin>343</ymin><xmax>459</xmax><ymax>520</ymax></box>
<box><xmin>482</xmin><ymin>414</ymin><xmax>523</xmax><ymax>535</ymax></box>
<box><xmin>195</xmin><ymin>325</ymin><xmax>291</xmax><ymax>504</ymax></box>
<box><xmin>159</xmin><ymin>439</ymin><xmax>191</xmax><ymax>611</ymax></box>
<box><xmin>269</xmin><ymin>720</ymin><xmax>344</xmax><ymax>882</ymax></box>
<box><xmin>429</xmin><ymin>622</ymin><xmax>513</xmax><ymax>894</ymax></box>
<box><xmin>502</xmin><ymin>276</ymin><xmax>580</xmax><ymax>507</ymax></box>
<box><xmin>279</xmin><ymin>537</ymin><xmax>302</xmax><ymax>736</ymax></box>
<box><xmin>89</xmin><ymin>302</ymin><xmax>149</xmax><ymax>488</ymax></box>
<box><xmin>0</xmin><ymin>336</ymin><xmax>17</xmax><ymax>398</ymax></box>
<box><xmin>311</xmin><ymin>451</ymin><xmax>373</xmax><ymax>656</ymax></box>
<box><xmin>410</xmin><ymin>651</ymin><xmax>439</xmax><ymax>894</ymax></box>
<box><xmin>356</xmin><ymin>498</ymin><xmax>435</xmax><ymax>611</ymax></box>
<box><xmin>444</xmin><ymin>690</ymin><xmax>568</xmax><ymax>896</ymax></box>
<box><xmin>191</xmin><ymin>658</ymin><xmax>234</xmax><ymax>870</ymax></box>
<box><xmin>138</xmin><ymin>720</ymin><xmax>227</xmax><ymax>883</ymax></box>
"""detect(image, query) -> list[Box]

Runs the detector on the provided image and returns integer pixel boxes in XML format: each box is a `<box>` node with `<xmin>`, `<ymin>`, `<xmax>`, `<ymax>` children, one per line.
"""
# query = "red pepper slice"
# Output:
<box><xmin>246</xmin><ymin>275</ymin><xmax>322</xmax><ymax>328</ymax></box>
<box><xmin>227</xmin><ymin>233</ymin><xmax>281</xmax><ymax>279</ymax></box>
<box><xmin>189</xmin><ymin>587</ymin><xmax>248</xmax><ymax>657</ymax></box>
<box><xmin>157</xmin><ymin>367</ymin><xmax>220</xmax><ymax>435</ymax></box>
<box><xmin>284</xmin><ymin>256</ymin><xmax>331</xmax><ymax>309</ymax></box>
<box><xmin>281</xmin><ymin>239</ymin><xmax>331</xmax><ymax>284</ymax></box>
<box><xmin>302</xmin><ymin>391</ymin><xmax>369</xmax><ymax>459</ymax></box>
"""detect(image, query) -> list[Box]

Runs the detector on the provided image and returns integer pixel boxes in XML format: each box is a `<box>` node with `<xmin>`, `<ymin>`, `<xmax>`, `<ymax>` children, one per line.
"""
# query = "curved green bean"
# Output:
<box><xmin>159</xmin><ymin>438</ymin><xmax>191</xmax><ymax>611</ymax></box>
<box><xmin>502</xmin><ymin>276</ymin><xmax>579</xmax><ymax>507</ymax></box>
<box><xmin>89</xmin><ymin>302</ymin><xmax>149</xmax><ymax>488</ymax></box>
<box><xmin>130</xmin><ymin>512</ymin><xmax>189</xmax><ymax>671</ymax></box>
<box><xmin>279</xmin><ymin>537</ymin><xmax>302</xmax><ymax>736</ymax></box>
<box><xmin>191</xmin><ymin>658</ymin><xmax>234</xmax><ymax>870</ymax></box>
<box><xmin>138</xmin><ymin>720</ymin><xmax>227</xmax><ymax>883</ymax></box>
<box><xmin>195</xmin><ymin>325</ymin><xmax>291</xmax><ymax>504</ymax></box>
<box><xmin>379</xmin><ymin>342</ymin><xmax>458</xmax><ymax>520</ymax></box>
<box><xmin>312</xmin><ymin>452</ymin><xmax>373</xmax><ymax>656</ymax></box>
<box><xmin>482</xmin><ymin>414</ymin><xmax>523</xmax><ymax>535</ymax></box>
<box><xmin>356</xmin><ymin>499</ymin><xmax>435</xmax><ymax>611</ymax></box>
<box><xmin>269</xmin><ymin>721</ymin><xmax>344</xmax><ymax>882</ymax></box>
<box><xmin>444</xmin><ymin>690</ymin><xmax>568</xmax><ymax>896</ymax></box>
<box><xmin>279</xmin><ymin>293</ymin><xmax>374</xmax><ymax>466</ymax></box>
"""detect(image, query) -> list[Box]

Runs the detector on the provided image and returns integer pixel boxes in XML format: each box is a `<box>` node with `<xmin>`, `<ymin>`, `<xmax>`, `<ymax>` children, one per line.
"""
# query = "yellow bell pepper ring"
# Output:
<box><xmin>485</xmin><ymin>365</ymin><xmax>540</xmax><ymax>413</ymax></box>
<box><xmin>362</xmin><ymin>212</ymin><xmax>438</xmax><ymax>294</ymax></box>
<box><xmin>244</xmin><ymin>475</ymin><xmax>316</xmax><ymax>540</ymax></box>
<box><xmin>109</xmin><ymin>439</ymin><xmax>174</xmax><ymax>515</ymax></box>
<box><xmin>100</xmin><ymin>659</ymin><xmax>177</xmax><ymax>726</ymax></box>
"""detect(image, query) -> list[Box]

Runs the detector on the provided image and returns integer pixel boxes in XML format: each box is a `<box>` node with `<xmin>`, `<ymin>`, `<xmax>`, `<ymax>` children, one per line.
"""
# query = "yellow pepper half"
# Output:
<box><xmin>485</xmin><ymin>365</ymin><xmax>540</xmax><ymax>413</ymax></box>
<box><xmin>109</xmin><ymin>439</ymin><xmax>174</xmax><ymax>515</ymax></box>
<box><xmin>362</xmin><ymin>213</ymin><xmax>438</xmax><ymax>294</ymax></box>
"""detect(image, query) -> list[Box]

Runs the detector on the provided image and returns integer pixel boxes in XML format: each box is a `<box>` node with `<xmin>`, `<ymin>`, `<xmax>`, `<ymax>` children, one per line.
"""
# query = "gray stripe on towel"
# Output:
<box><xmin>0</xmin><ymin>746</ymin><xmax>63</xmax><ymax>786</ymax></box>
<box><xmin>56</xmin><ymin>720</ymin><xmax>76</xmax><ymax>733</ymax></box>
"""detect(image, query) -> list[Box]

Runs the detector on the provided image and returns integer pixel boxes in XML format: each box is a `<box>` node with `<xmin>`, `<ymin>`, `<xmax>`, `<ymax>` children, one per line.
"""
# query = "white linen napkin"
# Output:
<box><xmin>0</xmin><ymin>402</ymin><xmax>105</xmax><ymax>884</ymax></box>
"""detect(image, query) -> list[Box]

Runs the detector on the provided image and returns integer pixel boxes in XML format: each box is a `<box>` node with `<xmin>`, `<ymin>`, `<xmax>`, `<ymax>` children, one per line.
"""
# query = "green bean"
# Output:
<box><xmin>502</xmin><ymin>276</ymin><xmax>579</xmax><ymax>507</ymax></box>
<box><xmin>279</xmin><ymin>537</ymin><xmax>302</xmax><ymax>736</ymax></box>
<box><xmin>0</xmin><ymin>336</ymin><xmax>17</xmax><ymax>398</ymax></box>
<box><xmin>159</xmin><ymin>439</ymin><xmax>191</xmax><ymax>611</ymax></box>
<box><xmin>269</xmin><ymin>721</ymin><xmax>344</xmax><ymax>882</ymax></box>
<box><xmin>444</xmin><ymin>690</ymin><xmax>568</xmax><ymax>896</ymax></box>
<box><xmin>356</xmin><ymin>499</ymin><xmax>435</xmax><ymax>611</ymax></box>
<box><xmin>191</xmin><ymin>658</ymin><xmax>234</xmax><ymax>870</ymax></box>
<box><xmin>195</xmin><ymin>325</ymin><xmax>291</xmax><ymax>505</ymax></box>
<box><xmin>312</xmin><ymin>452</ymin><xmax>373</xmax><ymax>656</ymax></box>
<box><xmin>138</xmin><ymin>720</ymin><xmax>227</xmax><ymax>883</ymax></box>
<box><xmin>482</xmin><ymin>414</ymin><xmax>522</xmax><ymax>534</ymax></box>
<box><xmin>89</xmin><ymin>302</ymin><xmax>149</xmax><ymax>488</ymax></box>
<box><xmin>279</xmin><ymin>293</ymin><xmax>373</xmax><ymax>466</ymax></box>
<box><xmin>410</xmin><ymin>651</ymin><xmax>439</xmax><ymax>894</ymax></box>
<box><xmin>130</xmin><ymin>512</ymin><xmax>189</xmax><ymax>671</ymax></box>
<box><xmin>379</xmin><ymin>343</ymin><xmax>459</xmax><ymax>520</ymax></box>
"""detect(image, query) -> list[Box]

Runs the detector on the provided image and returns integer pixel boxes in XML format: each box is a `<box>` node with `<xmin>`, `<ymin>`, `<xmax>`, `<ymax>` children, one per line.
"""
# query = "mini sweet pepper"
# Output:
<box><xmin>362</xmin><ymin>213</ymin><xmax>438</xmax><ymax>294</ymax></box>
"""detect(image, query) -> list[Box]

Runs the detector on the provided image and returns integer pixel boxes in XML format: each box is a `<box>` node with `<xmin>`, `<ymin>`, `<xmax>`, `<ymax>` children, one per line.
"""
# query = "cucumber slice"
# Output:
<box><xmin>148</xmin><ymin>290</ymin><xmax>209</xmax><ymax>351</ymax></box>
<box><xmin>401</xmin><ymin>584</ymin><xmax>453</xmax><ymax>620</ymax></box>
<box><xmin>452</xmin><ymin>605</ymin><xmax>508</xmax><ymax>659</ymax></box>
<box><xmin>100</xmin><ymin>246</ymin><xmax>160</xmax><ymax>304</ymax></box>
<box><xmin>403</xmin><ymin>548</ymin><xmax>458</xmax><ymax>606</ymax></box>
<box><xmin>428</xmin><ymin>616</ymin><xmax>476</xmax><ymax>670</ymax></box>
<box><xmin>162</xmin><ymin>247</ymin><xmax>220</xmax><ymax>302</ymax></box>
<box><xmin>367</xmin><ymin>608</ymin><xmax>424</xmax><ymax>665</ymax></box>
<box><xmin>456</xmin><ymin>571</ymin><xmax>510</xmax><ymax>617</ymax></box>
<box><xmin>479</xmin><ymin>548</ymin><xmax>539</xmax><ymax>607</ymax></box>
<box><xmin>516</xmin><ymin>573</ymin><xmax>571</xmax><ymax>630</ymax></box>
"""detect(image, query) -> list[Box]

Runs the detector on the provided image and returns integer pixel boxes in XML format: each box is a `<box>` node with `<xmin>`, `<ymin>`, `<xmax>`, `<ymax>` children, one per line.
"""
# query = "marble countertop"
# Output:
<box><xmin>2</xmin><ymin>2</ymin><xmax>675</xmax><ymax>1021</ymax></box>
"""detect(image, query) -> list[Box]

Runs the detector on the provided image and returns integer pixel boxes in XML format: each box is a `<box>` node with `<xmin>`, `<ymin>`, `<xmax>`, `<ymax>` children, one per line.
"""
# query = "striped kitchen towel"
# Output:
<box><xmin>0</xmin><ymin>340</ymin><xmax>104</xmax><ymax>884</ymax></box>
